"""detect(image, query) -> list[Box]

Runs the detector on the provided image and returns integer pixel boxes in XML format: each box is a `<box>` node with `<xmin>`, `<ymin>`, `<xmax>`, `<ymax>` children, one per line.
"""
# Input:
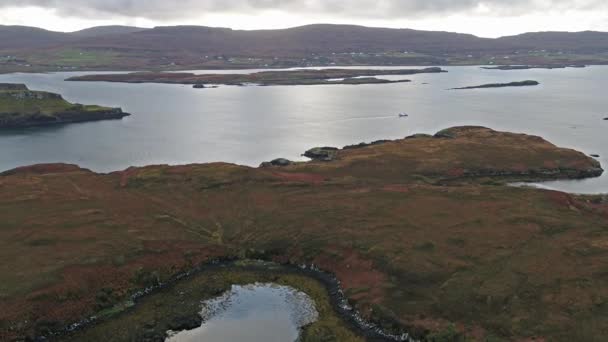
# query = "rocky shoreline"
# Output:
<box><xmin>0</xmin><ymin>108</ymin><xmax>130</xmax><ymax>129</ymax></box>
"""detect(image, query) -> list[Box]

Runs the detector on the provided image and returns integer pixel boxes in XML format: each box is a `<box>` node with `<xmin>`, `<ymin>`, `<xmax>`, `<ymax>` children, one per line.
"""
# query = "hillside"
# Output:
<box><xmin>1</xmin><ymin>127</ymin><xmax>606</xmax><ymax>341</ymax></box>
<box><xmin>1</xmin><ymin>24</ymin><xmax>608</xmax><ymax>71</ymax></box>
<box><xmin>71</xmin><ymin>25</ymin><xmax>148</xmax><ymax>37</ymax></box>
<box><xmin>0</xmin><ymin>25</ymin><xmax>75</xmax><ymax>50</ymax></box>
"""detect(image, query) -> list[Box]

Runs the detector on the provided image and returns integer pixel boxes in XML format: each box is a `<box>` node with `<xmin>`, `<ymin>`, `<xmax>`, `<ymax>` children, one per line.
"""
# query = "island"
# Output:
<box><xmin>0</xmin><ymin>83</ymin><xmax>130</xmax><ymax>129</ymax></box>
<box><xmin>481</xmin><ymin>64</ymin><xmax>586</xmax><ymax>70</ymax></box>
<box><xmin>452</xmin><ymin>80</ymin><xmax>540</xmax><ymax>90</ymax></box>
<box><xmin>1</xmin><ymin>126</ymin><xmax>606</xmax><ymax>342</ymax></box>
<box><xmin>65</xmin><ymin>67</ymin><xmax>446</xmax><ymax>86</ymax></box>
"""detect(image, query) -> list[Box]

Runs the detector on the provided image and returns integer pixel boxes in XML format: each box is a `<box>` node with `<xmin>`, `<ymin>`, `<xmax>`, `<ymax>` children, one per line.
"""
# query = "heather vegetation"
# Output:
<box><xmin>0</xmin><ymin>127</ymin><xmax>606</xmax><ymax>341</ymax></box>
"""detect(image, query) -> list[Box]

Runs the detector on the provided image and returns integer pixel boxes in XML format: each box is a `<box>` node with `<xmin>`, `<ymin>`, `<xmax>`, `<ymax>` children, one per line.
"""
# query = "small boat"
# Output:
<box><xmin>398</xmin><ymin>113</ymin><xmax>409</xmax><ymax>118</ymax></box>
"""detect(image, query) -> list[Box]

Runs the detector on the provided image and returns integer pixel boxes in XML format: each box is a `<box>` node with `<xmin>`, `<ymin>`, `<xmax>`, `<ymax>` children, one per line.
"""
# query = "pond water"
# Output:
<box><xmin>165</xmin><ymin>283</ymin><xmax>318</xmax><ymax>342</ymax></box>
<box><xmin>0</xmin><ymin>66</ymin><xmax>606</xmax><ymax>193</ymax></box>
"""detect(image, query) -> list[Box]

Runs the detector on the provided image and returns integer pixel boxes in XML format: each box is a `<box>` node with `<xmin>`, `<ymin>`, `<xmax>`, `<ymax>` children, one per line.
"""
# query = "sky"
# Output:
<box><xmin>0</xmin><ymin>0</ymin><xmax>607</xmax><ymax>38</ymax></box>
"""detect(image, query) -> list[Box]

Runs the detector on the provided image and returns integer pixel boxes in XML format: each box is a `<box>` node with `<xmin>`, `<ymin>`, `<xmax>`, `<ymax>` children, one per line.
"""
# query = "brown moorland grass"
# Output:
<box><xmin>0</xmin><ymin>127</ymin><xmax>606</xmax><ymax>341</ymax></box>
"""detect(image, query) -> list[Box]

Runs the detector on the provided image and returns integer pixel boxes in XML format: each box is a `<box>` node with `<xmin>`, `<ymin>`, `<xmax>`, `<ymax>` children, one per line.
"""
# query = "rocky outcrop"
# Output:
<box><xmin>259</xmin><ymin>158</ymin><xmax>294</xmax><ymax>167</ymax></box>
<box><xmin>433</xmin><ymin>128</ymin><xmax>459</xmax><ymax>139</ymax></box>
<box><xmin>0</xmin><ymin>83</ymin><xmax>28</xmax><ymax>90</ymax></box>
<box><xmin>8</xmin><ymin>91</ymin><xmax>63</xmax><ymax>100</ymax></box>
<box><xmin>0</xmin><ymin>108</ymin><xmax>130</xmax><ymax>129</ymax></box>
<box><xmin>405</xmin><ymin>133</ymin><xmax>433</xmax><ymax>139</ymax></box>
<box><xmin>303</xmin><ymin>147</ymin><xmax>339</xmax><ymax>162</ymax></box>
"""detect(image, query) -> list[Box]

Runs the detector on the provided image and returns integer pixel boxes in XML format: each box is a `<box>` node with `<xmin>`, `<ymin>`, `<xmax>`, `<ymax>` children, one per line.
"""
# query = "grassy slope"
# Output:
<box><xmin>0</xmin><ymin>91</ymin><xmax>73</xmax><ymax>115</ymax></box>
<box><xmin>0</xmin><ymin>128</ymin><xmax>606</xmax><ymax>341</ymax></box>
<box><xmin>0</xmin><ymin>91</ymin><xmax>111</xmax><ymax>114</ymax></box>
<box><xmin>0</xmin><ymin>87</ymin><xmax>121</xmax><ymax>127</ymax></box>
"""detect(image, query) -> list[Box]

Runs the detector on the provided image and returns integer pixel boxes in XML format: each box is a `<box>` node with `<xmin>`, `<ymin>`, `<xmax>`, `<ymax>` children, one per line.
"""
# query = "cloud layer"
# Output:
<box><xmin>2</xmin><ymin>0</ymin><xmax>606</xmax><ymax>21</ymax></box>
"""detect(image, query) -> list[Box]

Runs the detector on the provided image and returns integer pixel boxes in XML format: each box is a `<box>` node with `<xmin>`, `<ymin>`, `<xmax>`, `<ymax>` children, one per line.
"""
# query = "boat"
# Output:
<box><xmin>398</xmin><ymin>113</ymin><xmax>409</xmax><ymax>118</ymax></box>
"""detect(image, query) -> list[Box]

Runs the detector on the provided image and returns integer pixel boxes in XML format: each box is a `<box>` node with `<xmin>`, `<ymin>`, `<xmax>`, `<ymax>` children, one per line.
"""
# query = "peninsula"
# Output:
<box><xmin>0</xmin><ymin>83</ymin><xmax>130</xmax><ymax>128</ymax></box>
<box><xmin>66</xmin><ymin>68</ymin><xmax>446</xmax><ymax>86</ymax></box>
<box><xmin>1</xmin><ymin>127</ymin><xmax>606</xmax><ymax>342</ymax></box>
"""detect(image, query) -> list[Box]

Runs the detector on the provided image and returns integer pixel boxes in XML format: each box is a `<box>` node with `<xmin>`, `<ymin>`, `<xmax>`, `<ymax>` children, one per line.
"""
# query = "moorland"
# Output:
<box><xmin>1</xmin><ymin>126</ymin><xmax>607</xmax><ymax>341</ymax></box>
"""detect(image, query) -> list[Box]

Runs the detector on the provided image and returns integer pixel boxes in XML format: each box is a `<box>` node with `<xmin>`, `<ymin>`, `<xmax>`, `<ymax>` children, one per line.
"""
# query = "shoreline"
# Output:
<box><xmin>4</xmin><ymin>61</ymin><xmax>608</xmax><ymax>75</ymax></box>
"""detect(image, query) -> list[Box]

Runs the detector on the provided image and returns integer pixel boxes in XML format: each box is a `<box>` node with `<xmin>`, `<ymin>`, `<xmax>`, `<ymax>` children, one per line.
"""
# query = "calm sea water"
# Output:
<box><xmin>0</xmin><ymin>66</ymin><xmax>606</xmax><ymax>193</ymax></box>
<box><xmin>166</xmin><ymin>284</ymin><xmax>318</xmax><ymax>342</ymax></box>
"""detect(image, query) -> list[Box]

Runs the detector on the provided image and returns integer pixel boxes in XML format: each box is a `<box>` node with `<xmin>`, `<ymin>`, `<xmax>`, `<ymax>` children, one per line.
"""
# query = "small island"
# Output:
<box><xmin>452</xmin><ymin>80</ymin><xmax>540</xmax><ymax>90</ymax></box>
<box><xmin>66</xmin><ymin>67</ymin><xmax>446</xmax><ymax>86</ymax></box>
<box><xmin>481</xmin><ymin>64</ymin><xmax>586</xmax><ymax>70</ymax></box>
<box><xmin>0</xmin><ymin>83</ymin><xmax>130</xmax><ymax>128</ymax></box>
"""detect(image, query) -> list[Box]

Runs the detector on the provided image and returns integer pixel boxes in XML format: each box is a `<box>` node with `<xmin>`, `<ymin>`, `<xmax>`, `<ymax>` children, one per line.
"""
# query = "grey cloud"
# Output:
<box><xmin>1</xmin><ymin>0</ymin><xmax>606</xmax><ymax>20</ymax></box>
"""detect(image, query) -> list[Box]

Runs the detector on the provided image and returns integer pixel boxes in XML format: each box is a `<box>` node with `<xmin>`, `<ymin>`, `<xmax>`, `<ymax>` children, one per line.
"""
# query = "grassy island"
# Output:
<box><xmin>0</xmin><ymin>127</ymin><xmax>606</xmax><ymax>341</ymax></box>
<box><xmin>481</xmin><ymin>65</ymin><xmax>586</xmax><ymax>70</ymax></box>
<box><xmin>452</xmin><ymin>80</ymin><xmax>540</xmax><ymax>90</ymax></box>
<box><xmin>66</xmin><ymin>67</ymin><xmax>446</xmax><ymax>86</ymax></box>
<box><xmin>0</xmin><ymin>83</ymin><xmax>129</xmax><ymax>128</ymax></box>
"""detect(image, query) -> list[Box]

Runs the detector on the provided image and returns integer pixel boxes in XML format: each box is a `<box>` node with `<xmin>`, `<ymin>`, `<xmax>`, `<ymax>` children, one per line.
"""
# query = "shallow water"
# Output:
<box><xmin>0</xmin><ymin>66</ymin><xmax>606</xmax><ymax>193</ymax></box>
<box><xmin>165</xmin><ymin>283</ymin><xmax>318</xmax><ymax>342</ymax></box>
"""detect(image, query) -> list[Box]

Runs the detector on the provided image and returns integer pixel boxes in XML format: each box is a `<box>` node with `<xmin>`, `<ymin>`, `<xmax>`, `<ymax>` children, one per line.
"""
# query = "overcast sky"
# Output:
<box><xmin>0</xmin><ymin>0</ymin><xmax>607</xmax><ymax>37</ymax></box>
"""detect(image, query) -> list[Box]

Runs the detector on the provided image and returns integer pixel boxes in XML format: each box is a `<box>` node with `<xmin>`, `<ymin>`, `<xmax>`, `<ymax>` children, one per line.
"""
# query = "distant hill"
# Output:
<box><xmin>0</xmin><ymin>25</ymin><xmax>75</xmax><ymax>50</ymax></box>
<box><xmin>66</xmin><ymin>24</ymin><xmax>500</xmax><ymax>56</ymax></box>
<box><xmin>1</xmin><ymin>24</ymin><xmax>608</xmax><ymax>71</ymax></box>
<box><xmin>497</xmin><ymin>31</ymin><xmax>608</xmax><ymax>53</ymax></box>
<box><xmin>71</xmin><ymin>25</ymin><xmax>148</xmax><ymax>38</ymax></box>
<box><xmin>2</xmin><ymin>24</ymin><xmax>608</xmax><ymax>56</ymax></box>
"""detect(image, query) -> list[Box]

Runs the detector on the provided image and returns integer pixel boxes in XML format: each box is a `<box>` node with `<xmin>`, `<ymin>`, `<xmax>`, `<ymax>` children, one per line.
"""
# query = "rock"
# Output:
<box><xmin>405</xmin><ymin>133</ymin><xmax>433</xmax><ymax>139</ymax></box>
<box><xmin>193</xmin><ymin>84</ymin><xmax>205</xmax><ymax>89</ymax></box>
<box><xmin>0</xmin><ymin>83</ymin><xmax>28</xmax><ymax>90</ymax></box>
<box><xmin>260</xmin><ymin>158</ymin><xmax>293</xmax><ymax>167</ymax></box>
<box><xmin>167</xmin><ymin>315</ymin><xmax>202</xmax><ymax>331</ymax></box>
<box><xmin>434</xmin><ymin>129</ymin><xmax>457</xmax><ymax>139</ymax></box>
<box><xmin>303</xmin><ymin>147</ymin><xmax>339</xmax><ymax>162</ymax></box>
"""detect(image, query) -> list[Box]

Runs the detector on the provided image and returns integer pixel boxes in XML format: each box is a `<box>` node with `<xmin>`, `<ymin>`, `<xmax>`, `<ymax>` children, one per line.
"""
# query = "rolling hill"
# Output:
<box><xmin>1</xmin><ymin>24</ymin><xmax>607</xmax><ymax>70</ymax></box>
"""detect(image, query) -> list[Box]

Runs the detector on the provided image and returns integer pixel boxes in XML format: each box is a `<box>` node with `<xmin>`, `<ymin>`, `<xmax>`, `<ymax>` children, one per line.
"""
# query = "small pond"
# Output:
<box><xmin>166</xmin><ymin>283</ymin><xmax>319</xmax><ymax>342</ymax></box>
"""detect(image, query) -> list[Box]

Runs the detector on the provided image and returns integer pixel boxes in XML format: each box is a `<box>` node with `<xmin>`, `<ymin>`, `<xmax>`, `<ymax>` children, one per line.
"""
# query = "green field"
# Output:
<box><xmin>0</xmin><ymin>85</ymin><xmax>125</xmax><ymax>128</ymax></box>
